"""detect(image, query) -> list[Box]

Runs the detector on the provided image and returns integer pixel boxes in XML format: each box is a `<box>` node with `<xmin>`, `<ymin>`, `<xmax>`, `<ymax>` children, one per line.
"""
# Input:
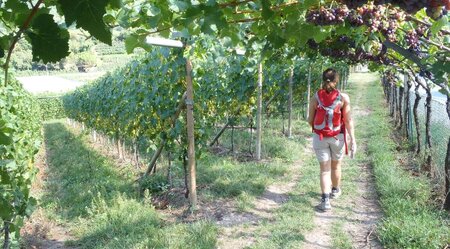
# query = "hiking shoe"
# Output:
<box><xmin>316</xmin><ymin>197</ymin><xmax>331</xmax><ymax>211</ymax></box>
<box><xmin>331</xmin><ymin>187</ymin><xmax>342</xmax><ymax>199</ymax></box>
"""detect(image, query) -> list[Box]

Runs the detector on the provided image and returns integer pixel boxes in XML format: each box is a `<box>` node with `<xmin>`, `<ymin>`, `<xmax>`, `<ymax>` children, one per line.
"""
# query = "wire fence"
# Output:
<box><xmin>390</xmin><ymin>76</ymin><xmax>449</xmax><ymax>186</ymax></box>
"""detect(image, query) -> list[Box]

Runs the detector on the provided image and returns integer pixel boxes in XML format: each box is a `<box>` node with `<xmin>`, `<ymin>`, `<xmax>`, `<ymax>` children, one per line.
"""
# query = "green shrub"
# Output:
<box><xmin>0</xmin><ymin>78</ymin><xmax>42</xmax><ymax>246</ymax></box>
<box><xmin>36</xmin><ymin>96</ymin><xmax>66</xmax><ymax>121</ymax></box>
<box><xmin>139</xmin><ymin>172</ymin><xmax>170</xmax><ymax>193</ymax></box>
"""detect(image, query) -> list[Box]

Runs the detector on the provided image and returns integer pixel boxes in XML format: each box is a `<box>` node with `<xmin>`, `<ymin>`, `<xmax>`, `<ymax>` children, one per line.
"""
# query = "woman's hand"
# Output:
<box><xmin>350</xmin><ymin>140</ymin><xmax>357</xmax><ymax>159</ymax></box>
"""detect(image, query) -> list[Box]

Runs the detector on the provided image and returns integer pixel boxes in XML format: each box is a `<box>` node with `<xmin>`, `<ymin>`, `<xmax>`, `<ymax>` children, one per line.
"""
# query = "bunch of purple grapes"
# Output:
<box><xmin>348</xmin><ymin>9</ymin><xmax>364</xmax><ymax>26</ymax></box>
<box><xmin>307</xmin><ymin>38</ymin><xmax>393</xmax><ymax>65</ymax></box>
<box><xmin>405</xmin><ymin>30</ymin><xmax>420</xmax><ymax>50</ymax></box>
<box><xmin>306</xmin><ymin>6</ymin><xmax>349</xmax><ymax>25</ymax></box>
<box><xmin>404</xmin><ymin>26</ymin><xmax>430</xmax><ymax>58</ymax></box>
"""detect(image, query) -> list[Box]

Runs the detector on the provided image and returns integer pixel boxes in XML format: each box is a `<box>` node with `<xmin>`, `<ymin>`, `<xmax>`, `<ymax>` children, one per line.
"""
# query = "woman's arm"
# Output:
<box><xmin>308</xmin><ymin>96</ymin><xmax>318</xmax><ymax>128</ymax></box>
<box><xmin>342</xmin><ymin>93</ymin><xmax>356</xmax><ymax>156</ymax></box>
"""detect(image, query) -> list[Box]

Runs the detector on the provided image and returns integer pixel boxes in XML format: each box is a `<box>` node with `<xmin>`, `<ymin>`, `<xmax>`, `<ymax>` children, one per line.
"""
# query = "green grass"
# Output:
<box><xmin>34</xmin><ymin>115</ymin><xmax>311</xmax><ymax>248</ymax></box>
<box><xmin>242</xmin><ymin>121</ymin><xmax>317</xmax><ymax>248</ymax></box>
<box><xmin>70</xmin><ymin>194</ymin><xmax>217</xmax><ymax>249</ymax></box>
<box><xmin>331</xmin><ymin>221</ymin><xmax>352</xmax><ymax>249</ymax></box>
<box><xmin>37</xmin><ymin>121</ymin><xmax>217</xmax><ymax>248</ymax></box>
<box><xmin>247</xmin><ymin>154</ymin><xmax>317</xmax><ymax>248</ymax></box>
<box><xmin>362</xmin><ymin>75</ymin><xmax>450</xmax><ymax>249</ymax></box>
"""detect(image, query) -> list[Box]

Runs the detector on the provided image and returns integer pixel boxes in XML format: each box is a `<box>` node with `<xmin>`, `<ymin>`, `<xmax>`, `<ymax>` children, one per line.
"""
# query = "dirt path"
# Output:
<box><xmin>303</xmin><ymin>73</ymin><xmax>383</xmax><ymax>249</ymax></box>
<box><xmin>216</xmin><ymin>173</ymin><xmax>299</xmax><ymax>248</ymax></box>
<box><xmin>216</xmin><ymin>158</ymin><xmax>305</xmax><ymax>249</ymax></box>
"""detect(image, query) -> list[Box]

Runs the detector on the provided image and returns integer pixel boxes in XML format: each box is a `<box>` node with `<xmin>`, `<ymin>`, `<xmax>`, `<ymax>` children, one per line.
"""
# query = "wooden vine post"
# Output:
<box><xmin>306</xmin><ymin>64</ymin><xmax>312</xmax><ymax>120</ymax></box>
<box><xmin>185</xmin><ymin>53</ymin><xmax>198</xmax><ymax>209</ymax></box>
<box><xmin>413</xmin><ymin>80</ymin><xmax>422</xmax><ymax>155</ymax></box>
<box><xmin>256</xmin><ymin>62</ymin><xmax>263</xmax><ymax>160</ymax></box>
<box><xmin>142</xmin><ymin>38</ymin><xmax>197</xmax><ymax>208</ymax></box>
<box><xmin>287</xmin><ymin>67</ymin><xmax>294</xmax><ymax>138</ymax></box>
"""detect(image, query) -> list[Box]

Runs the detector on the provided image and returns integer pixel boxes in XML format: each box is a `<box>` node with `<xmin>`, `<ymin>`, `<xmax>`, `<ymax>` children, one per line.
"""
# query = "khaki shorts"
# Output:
<box><xmin>312</xmin><ymin>133</ymin><xmax>345</xmax><ymax>162</ymax></box>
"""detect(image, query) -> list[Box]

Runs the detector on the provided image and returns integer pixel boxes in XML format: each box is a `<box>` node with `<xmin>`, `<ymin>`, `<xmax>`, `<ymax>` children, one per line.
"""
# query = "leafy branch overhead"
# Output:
<box><xmin>0</xmin><ymin>0</ymin><xmax>118</xmax><ymax>72</ymax></box>
<box><xmin>26</xmin><ymin>14</ymin><xmax>70</xmax><ymax>63</ymax></box>
<box><xmin>58</xmin><ymin>0</ymin><xmax>113</xmax><ymax>45</ymax></box>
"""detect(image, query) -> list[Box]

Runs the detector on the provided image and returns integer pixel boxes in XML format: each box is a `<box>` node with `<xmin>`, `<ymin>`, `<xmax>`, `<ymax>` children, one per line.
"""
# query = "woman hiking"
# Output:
<box><xmin>308</xmin><ymin>68</ymin><xmax>356</xmax><ymax>211</ymax></box>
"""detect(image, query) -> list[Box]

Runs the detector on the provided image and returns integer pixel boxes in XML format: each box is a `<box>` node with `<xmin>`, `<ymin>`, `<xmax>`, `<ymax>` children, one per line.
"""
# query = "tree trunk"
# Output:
<box><xmin>183</xmin><ymin>150</ymin><xmax>189</xmax><ymax>198</ymax></box>
<box><xmin>404</xmin><ymin>74</ymin><xmax>411</xmax><ymax>139</ymax></box>
<box><xmin>185</xmin><ymin>57</ymin><xmax>197</xmax><ymax>209</ymax></box>
<box><xmin>444</xmin><ymin>138</ymin><xmax>450</xmax><ymax>210</ymax></box>
<box><xmin>256</xmin><ymin>62</ymin><xmax>263</xmax><ymax>160</ymax></box>
<box><xmin>413</xmin><ymin>83</ymin><xmax>422</xmax><ymax>155</ymax></box>
<box><xmin>393</xmin><ymin>85</ymin><xmax>397</xmax><ymax>119</ymax></box>
<box><xmin>2</xmin><ymin>221</ymin><xmax>10</xmax><ymax>249</ymax></box>
<box><xmin>134</xmin><ymin>140</ymin><xmax>140</xmax><ymax>169</ymax></box>
<box><xmin>231</xmin><ymin>123</ymin><xmax>235</xmax><ymax>152</ymax></box>
<box><xmin>398</xmin><ymin>86</ymin><xmax>404</xmax><ymax>129</ymax></box>
<box><xmin>143</xmin><ymin>92</ymin><xmax>186</xmax><ymax>177</ymax></box>
<box><xmin>249</xmin><ymin>118</ymin><xmax>253</xmax><ymax>156</ymax></box>
<box><xmin>167</xmin><ymin>151</ymin><xmax>172</xmax><ymax>188</ymax></box>
<box><xmin>445</xmin><ymin>93</ymin><xmax>450</xmax><ymax>210</ymax></box>
<box><xmin>209</xmin><ymin>121</ymin><xmax>230</xmax><ymax>146</ymax></box>
<box><xmin>424</xmin><ymin>87</ymin><xmax>433</xmax><ymax>175</ymax></box>
<box><xmin>287</xmin><ymin>67</ymin><xmax>293</xmax><ymax>137</ymax></box>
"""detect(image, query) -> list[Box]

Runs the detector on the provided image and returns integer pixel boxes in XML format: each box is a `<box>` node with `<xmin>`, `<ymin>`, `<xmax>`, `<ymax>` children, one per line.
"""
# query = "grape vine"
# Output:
<box><xmin>0</xmin><ymin>78</ymin><xmax>41</xmax><ymax>248</ymax></box>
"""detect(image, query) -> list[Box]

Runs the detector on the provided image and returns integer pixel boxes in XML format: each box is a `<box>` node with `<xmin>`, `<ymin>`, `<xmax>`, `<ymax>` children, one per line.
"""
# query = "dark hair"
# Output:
<box><xmin>322</xmin><ymin>68</ymin><xmax>339</xmax><ymax>83</ymax></box>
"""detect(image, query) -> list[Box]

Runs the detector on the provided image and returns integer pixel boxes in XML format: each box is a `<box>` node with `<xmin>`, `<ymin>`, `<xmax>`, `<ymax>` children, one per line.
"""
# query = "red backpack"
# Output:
<box><xmin>313</xmin><ymin>89</ymin><xmax>348</xmax><ymax>154</ymax></box>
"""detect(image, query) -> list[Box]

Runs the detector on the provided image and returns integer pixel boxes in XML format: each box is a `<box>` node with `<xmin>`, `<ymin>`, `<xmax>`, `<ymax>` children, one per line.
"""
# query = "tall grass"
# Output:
<box><xmin>363</xmin><ymin>76</ymin><xmax>450</xmax><ymax>248</ymax></box>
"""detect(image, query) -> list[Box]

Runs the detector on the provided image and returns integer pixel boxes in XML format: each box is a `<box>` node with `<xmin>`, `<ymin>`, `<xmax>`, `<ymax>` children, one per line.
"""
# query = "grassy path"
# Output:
<box><xmin>298</xmin><ymin>73</ymin><xmax>382</xmax><ymax>249</ymax></box>
<box><xmin>235</xmin><ymin>73</ymin><xmax>383</xmax><ymax>249</ymax></box>
<box><xmin>22</xmin><ymin>73</ymin><xmax>448</xmax><ymax>249</ymax></box>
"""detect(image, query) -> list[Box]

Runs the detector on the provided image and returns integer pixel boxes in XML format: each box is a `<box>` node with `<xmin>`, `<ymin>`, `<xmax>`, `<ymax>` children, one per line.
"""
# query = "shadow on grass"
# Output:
<box><xmin>40</xmin><ymin>121</ymin><xmax>135</xmax><ymax>221</ymax></box>
<box><xmin>196</xmin><ymin>154</ymin><xmax>289</xmax><ymax>200</ymax></box>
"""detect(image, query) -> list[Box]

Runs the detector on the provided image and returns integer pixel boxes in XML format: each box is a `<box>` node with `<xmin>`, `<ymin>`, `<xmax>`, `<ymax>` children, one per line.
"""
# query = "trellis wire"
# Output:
<box><xmin>392</xmin><ymin>77</ymin><xmax>450</xmax><ymax>186</ymax></box>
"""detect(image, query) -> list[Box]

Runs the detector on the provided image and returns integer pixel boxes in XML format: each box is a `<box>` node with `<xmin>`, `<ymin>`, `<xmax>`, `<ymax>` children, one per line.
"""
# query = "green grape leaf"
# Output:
<box><xmin>5</xmin><ymin>0</ymin><xmax>29</xmax><ymax>12</ymax></box>
<box><xmin>335</xmin><ymin>25</ymin><xmax>351</xmax><ymax>35</ymax></box>
<box><xmin>201</xmin><ymin>8</ymin><xmax>228</xmax><ymax>34</ymax></box>
<box><xmin>168</xmin><ymin>0</ymin><xmax>189</xmax><ymax>13</ymax></box>
<box><xmin>267</xmin><ymin>33</ymin><xmax>285</xmax><ymax>49</ymax></box>
<box><xmin>312</xmin><ymin>27</ymin><xmax>329</xmax><ymax>42</ymax></box>
<box><xmin>5</xmin><ymin>0</ymin><xmax>31</xmax><ymax>26</ymax></box>
<box><xmin>58</xmin><ymin>0</ymin><xmax>112</xmax><ymax>45</ymax></box>
<box><xmin>109</xmin><ymin>0</ymin><xmax>122</xmax><ymax>8</ymax></box>
<box><xmin>125</xmin><ymin>34</ymin><xmax>152</xmax><ymax>53</ymax></box>
<box><xmin>0</xmin><ymin>132</ymin><xmax>12</xmax><ymax>145</ymax></box>
<box><xmin>26</xmin><ymin>14</ymin><xmax>70</xmax><ymax>63</ymax></box>
<box><xmin>0</xmin><ymin>49</ymin><xmax>4</xmax><ymax>58</ymax></box>
<box><xmin>261</xmin><ymin>0</ymin><xmax>274</xmax><ymax>20</ymax></box>
<box><xmin>430</xmin><ymin>15</ymin><xmax>448</xmax><ymax>36</ymax></box>
<box><xmin>0</xmin><ymin>198</ymin><xmax>13</xmax><ymax>220</ymax></box>
<box><xmin>0</xmin><ymin>36</ymin><xmax>9</xmax><ymax>50</ymax></box>
<box><xmin>103</xmin><ymin>14</ymin><xmax>116</xmax><ymax>24</ymax></box>
<box><xmin>295</xmin><ymin>23</ymin><xmax>317</xmax><ymax>45</ymax></box>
